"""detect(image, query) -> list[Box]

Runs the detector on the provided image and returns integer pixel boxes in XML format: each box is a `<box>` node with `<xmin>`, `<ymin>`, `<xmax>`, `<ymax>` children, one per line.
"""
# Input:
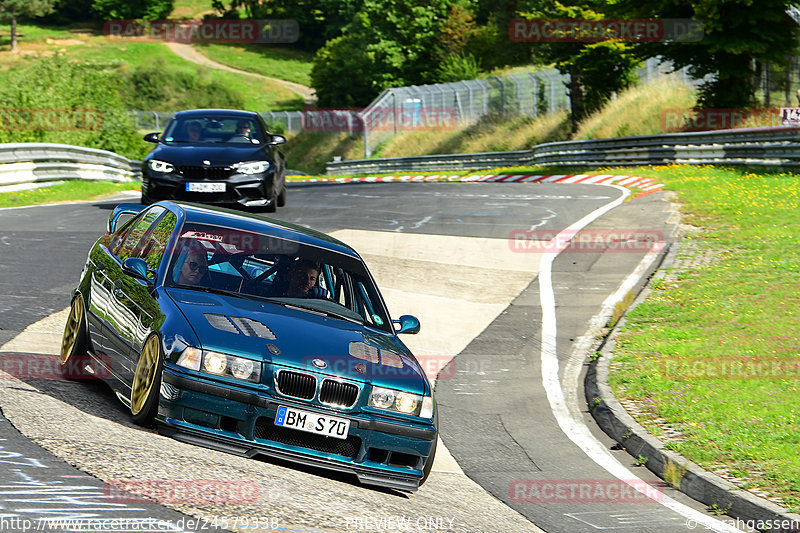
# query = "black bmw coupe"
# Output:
<box><xmin>141</xmin><ymin>109</ymin><xmax>287</xmax><ymax>212</ymax></box>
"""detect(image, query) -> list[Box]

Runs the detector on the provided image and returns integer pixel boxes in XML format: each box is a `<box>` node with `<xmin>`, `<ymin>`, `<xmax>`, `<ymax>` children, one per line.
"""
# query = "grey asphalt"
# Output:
<box><xmin>0</xmin><ymin>184</ymin><xmax>728</xmax><ymax>532</ymax></box>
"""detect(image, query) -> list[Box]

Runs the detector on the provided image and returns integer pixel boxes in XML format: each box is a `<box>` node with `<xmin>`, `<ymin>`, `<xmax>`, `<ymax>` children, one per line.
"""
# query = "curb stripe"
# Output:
<box><xmin>290</xmin><ymin>174</ymin><xmax>664</xmax><ymax>195</ymax></box>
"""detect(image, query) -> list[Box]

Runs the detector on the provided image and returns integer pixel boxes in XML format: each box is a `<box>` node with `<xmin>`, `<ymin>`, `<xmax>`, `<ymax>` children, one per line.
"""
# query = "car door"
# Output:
<box><xmin>122</xmin><ymin>210</ymin><xmax>177</xmax><ymax>367</ymax></box>
<box><xmin>85</xmin><ymin>213</ymin><xmax>142</xmax><ymax>364</ymax></box>
<box><xmin>102</xmin><ymin>206</ymin><xmax>168</xmax><ymax>381</ymax></box>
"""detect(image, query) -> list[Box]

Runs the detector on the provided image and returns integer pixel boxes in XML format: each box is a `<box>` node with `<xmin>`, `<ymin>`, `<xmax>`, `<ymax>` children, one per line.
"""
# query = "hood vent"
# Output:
<box><xmin>205</xmin><ymin>313</ymin><xmax>277</xmax><ymax>340</ymax></box>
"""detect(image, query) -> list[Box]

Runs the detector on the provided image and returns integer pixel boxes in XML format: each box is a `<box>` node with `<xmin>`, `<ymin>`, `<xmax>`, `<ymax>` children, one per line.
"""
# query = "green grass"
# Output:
<box><xmin>0</xmin><ymin>180</ymin><xmax>139</xmax><ymax>208</ymax></box>
<box><xmin>171</xmin><ymin>0</ymin><xmax>215</xmax><ymax>19</ymax></box>
<box><xmin>601</xmin><ymin>165</ymin><xmax>800</xmax><ymax>512</ymax></box>
<box><xmin>193</xmin><ymin>43</ymin><xmax>314</xmax><ymax>86</ymax></box>
<box><xmin>64</xmin><ymin>40</ymin><xmax>303</xmax><ymax>111</ymax></box>
<box><xmin>0</xmin><ymin>24</ymin><xmax>304</xmax><ymax>112</ymax></box>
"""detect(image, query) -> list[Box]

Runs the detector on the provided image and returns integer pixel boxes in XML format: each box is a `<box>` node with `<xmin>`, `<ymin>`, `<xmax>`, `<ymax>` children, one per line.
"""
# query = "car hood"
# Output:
<box><xmin>167</xmin><ymin>288</ymin><xmax>429</xmax><ymax>395</ymax></box>
<box><xmin>149</xmin><ymin>143</ymin><xmax>269</xmax><ymax>166</ymax></box>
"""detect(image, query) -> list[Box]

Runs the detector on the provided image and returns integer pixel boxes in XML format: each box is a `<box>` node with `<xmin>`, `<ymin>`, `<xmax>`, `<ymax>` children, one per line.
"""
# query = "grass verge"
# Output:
<box><xmin>0</xmin><ymin>180</ymin><xmax>139</xmax><ymax>208</ymax></box>
<box><xmin>193</xmin><ymin>43</ymin><xmax>314</xmax><ymax>86</ymax></box>
<box><xmin>0</xmin><ymin>25</ymin><xmax>304</xmax><ymax>112</ymax></box>
<box><xmin>599</xmin><ymin>164</ymin><xmax>800</xmax><ymax>512</ymax></box>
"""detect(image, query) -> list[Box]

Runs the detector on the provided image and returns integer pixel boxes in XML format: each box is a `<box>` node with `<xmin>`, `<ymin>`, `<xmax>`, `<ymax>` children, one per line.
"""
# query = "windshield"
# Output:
<box><xmin>162</xmin><ymin>116</ymin><xmax>263</xmax><ymax>144</ymax></box>
<box><xmin>165</xmin><ymin>223</ymin><xmax>392</xmax><ymax>332</ymax></box>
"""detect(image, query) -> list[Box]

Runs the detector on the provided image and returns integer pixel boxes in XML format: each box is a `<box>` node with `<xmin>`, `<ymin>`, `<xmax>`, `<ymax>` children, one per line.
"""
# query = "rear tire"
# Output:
<box><xmin>59</xmin><ymin>294</ymin><xmax>92</xmax><ymax>380</ymax></box>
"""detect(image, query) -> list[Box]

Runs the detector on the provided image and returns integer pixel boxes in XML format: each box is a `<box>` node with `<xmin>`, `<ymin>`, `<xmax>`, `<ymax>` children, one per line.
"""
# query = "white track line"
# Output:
<box><xmin>538</xmin><ymin>183</ymin><xmax>742</xmax><ymax>532</ymax></box>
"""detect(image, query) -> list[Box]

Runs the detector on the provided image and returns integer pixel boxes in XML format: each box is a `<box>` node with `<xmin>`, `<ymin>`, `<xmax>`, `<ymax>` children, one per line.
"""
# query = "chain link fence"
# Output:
<box><xmin>130</xmin><ymin>58</ymin><xmax>707</xmax><ymax>157</ymax></box>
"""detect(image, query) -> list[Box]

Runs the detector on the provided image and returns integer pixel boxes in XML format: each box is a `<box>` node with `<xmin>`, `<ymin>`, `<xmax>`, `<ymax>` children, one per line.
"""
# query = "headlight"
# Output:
<box><xmin>147</xmin><ymin>159</ymin><xmax>174</xmax><ymax>173</ymax></box>
<box><xmin>233</xmin><ymin>161</ymin><xmax>270</xmax><ymax>175</ymax></box>
<box><xmin>368</xmin><ymin>386</ymin><xmax>432</xmax><ymax>418</ymax></box>
<box><xmin>177</xmin><ymin>348</ymin><xmax>261</xmax><ymax>383</ymax></box>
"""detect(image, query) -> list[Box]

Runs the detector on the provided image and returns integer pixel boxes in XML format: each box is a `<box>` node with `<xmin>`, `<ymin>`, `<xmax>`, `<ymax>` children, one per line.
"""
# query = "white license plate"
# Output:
<box><xmin>186</xmin><ymin>182</ymin><xmax>225</xmax><ymax>193</ymax></box>
<box><xmin>274</xmin><ymin>405</ymin><xmax>350</xmax><ymax>439</ymax></box>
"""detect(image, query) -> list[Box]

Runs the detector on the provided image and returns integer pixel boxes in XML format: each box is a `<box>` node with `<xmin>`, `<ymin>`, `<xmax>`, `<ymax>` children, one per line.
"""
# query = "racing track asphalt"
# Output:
<box><xmin>0</xmin><ymin>183</ymin><xmax>742</xmax><ymax>532</ymax></box>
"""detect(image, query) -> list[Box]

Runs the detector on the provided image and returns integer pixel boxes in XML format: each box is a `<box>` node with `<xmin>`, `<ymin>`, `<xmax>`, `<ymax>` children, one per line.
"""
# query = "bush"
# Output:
<box><xmin>0</xmin><ymin>55</ymin><xmax>149</xmax><ymax>159</ymax></box>
<box><xmin>436</xmin><ymin>53</ymin><xmax>481</xmax><ymax>83</ymax></box>
<box><xmin>120</xmin><ymin>58</ymin><xmax>245</xmax><ymax>111</ymax></box>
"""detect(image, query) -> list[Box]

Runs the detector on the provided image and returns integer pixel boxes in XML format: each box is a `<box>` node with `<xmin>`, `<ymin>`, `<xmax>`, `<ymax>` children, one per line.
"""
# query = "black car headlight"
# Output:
<box><xmin>176</xmin><ymin>347</ymin><xmax>261</xmax><ymax>383</ymax></box>
<box><xmin>147</xmin><ymin>159</ymin><xmax>175</xmax><ymax>173</ymax></box>
<box><xmin>232</xmin><ymin>161</ymin><xmax>271</xmax><ymax>175</ymax></box>
<box><xmin>368</xmin><ymin>386</ymin><xmax>434</xmax><ymax>418</ymax></box>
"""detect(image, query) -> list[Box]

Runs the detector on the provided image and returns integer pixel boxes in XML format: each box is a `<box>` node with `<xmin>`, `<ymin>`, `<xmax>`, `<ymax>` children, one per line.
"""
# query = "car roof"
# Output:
<box><xmin>162</xmin><ymin>201</ymin><xmax>360</xmax><ymax>259</ymax></box>
<box><xmin>173</xmin><ymin>109</ymin><xmax>259</xmax><ymax>119</ymax></box>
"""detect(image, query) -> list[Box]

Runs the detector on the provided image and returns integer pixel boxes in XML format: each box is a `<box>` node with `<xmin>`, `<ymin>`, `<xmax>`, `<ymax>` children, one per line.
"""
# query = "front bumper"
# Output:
<box><xmin>158</xmin><ymin>370</ymin><xmax>437</xmax><ymax>492</ymax></box>
<box><xmin>142</xmin><ymin>171</ymin><xmax>277</xmax><ymax>207</ymax></box>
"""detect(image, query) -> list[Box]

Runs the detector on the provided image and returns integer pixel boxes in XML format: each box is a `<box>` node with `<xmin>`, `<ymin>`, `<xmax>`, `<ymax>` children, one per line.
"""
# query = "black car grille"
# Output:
<box><xmin>275</xmin><ymin>370</ymin><xmax>316</xmax><ymax>400</ymax></box>
<box><xmin>254</xmin><ymin>418</ymin><xmax>361</xmax><ymax>458</ymax></box>
<box><xmin>178</xmin><ymin>165</ymin><xmax>230</xmax><ymax>180</ymax></box>
<box><xmin>319</xmin><ymin>379</ymin><xmax>359</xmax><ymax>408</ymax></box>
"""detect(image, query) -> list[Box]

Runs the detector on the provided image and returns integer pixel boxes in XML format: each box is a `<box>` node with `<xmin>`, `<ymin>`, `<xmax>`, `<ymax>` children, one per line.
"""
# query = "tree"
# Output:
<box><xmin>89</xmin><ymin>0</ymin><xmax>174</xmax><ymax>20</ymax></box>
<box><xmin>517</xmin><ymin>1</ymin><xmax>642</xmax><ymax>130</ymax></box>
<box><xmin>310</xmin><ymin>0</ymin><xmax>461</xmax><ymax>106</ymax></box>
<box><xmin>0</xmin><ymin>0</ymin><xmax>55</xmax><ymax>52</ymax></box>
<box><xmin>616</xmin><ymin>0</ymin><xmax>799</xmax><ymax>109</ymax></box>
<box><xmin>212</xmin><ymin>0</ymin><xmax>364</xmax><ymax>50</ymax></box>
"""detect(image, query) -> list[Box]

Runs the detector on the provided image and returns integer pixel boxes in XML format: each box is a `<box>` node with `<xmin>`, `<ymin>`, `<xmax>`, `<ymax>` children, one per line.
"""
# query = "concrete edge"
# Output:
<box><xmin>584</xmin><ymin>238</ymin><xmax>800</xmax><ymax>533</ymax></box>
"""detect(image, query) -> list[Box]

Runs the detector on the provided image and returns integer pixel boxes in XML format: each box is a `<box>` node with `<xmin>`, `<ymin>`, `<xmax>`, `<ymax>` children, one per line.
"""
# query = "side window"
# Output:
<box><xmin>139</xmin><ymin>212</ymin><xmax>177</xmax><ymax>271</ymax></box>
<box><xmin>115</xmin><ymin>207</ymin><xmax>166</xmax><ymax>262</ymax></box>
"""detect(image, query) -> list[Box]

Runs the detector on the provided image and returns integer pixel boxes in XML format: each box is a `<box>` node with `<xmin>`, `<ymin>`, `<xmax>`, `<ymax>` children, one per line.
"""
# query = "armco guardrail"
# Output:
<box><xmin>0</xmin><ymin>143</ymin><xmax>141</xmax><ymax>187</ymax></box>
<box><xmin>326</xmin><ymin>126</ymin><xmax>800</xmax><ymax>175</ymax></box>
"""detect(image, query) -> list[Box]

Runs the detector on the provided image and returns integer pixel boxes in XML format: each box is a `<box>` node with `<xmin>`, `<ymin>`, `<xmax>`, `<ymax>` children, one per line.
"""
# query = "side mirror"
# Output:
<box><xmin>393</xmin><ymin>315</ymin><xmax>420</xmax><ymax>334</ymax></box>
<box><xmin>143</xmin><ymin>132</ymin><xmax>160</xmax><ymax>143</ymax></box>
<box><xmin>122</xmin><ymin>257</ymin><xmax>153</xmax><ymax>284</ymax></box>
<box><xmin>269</xmin><ymin>134</ymin><xmax>287</xmax><ymax>145</ymax></box>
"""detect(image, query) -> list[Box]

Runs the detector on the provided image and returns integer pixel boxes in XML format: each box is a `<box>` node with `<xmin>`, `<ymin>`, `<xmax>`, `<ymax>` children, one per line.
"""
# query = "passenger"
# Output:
<box><xmin>186</xmin><ymin>121</ymin><xmax>203</xmax><ymax>141</ymax></box>
<box><xmin>176</xmin><ymin>250</ymin><xmax>208</xmax><ymax>286</ymax></box>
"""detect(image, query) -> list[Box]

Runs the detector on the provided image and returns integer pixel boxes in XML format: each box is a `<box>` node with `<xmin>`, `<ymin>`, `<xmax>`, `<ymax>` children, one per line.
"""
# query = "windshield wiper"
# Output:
<box><xmin>279</xmin><ymin>301</ymin><xmax>363</xmax><ymax>324</ymax></box>
<box><xmin>170</xmin><ymin>284</ymin><xmax>284</xmax><ymax>306</ymax></box>
<box><xmin>171</xmin><ymin>284</ymin><xmax>243</xmax><ymax>298</ymax></box>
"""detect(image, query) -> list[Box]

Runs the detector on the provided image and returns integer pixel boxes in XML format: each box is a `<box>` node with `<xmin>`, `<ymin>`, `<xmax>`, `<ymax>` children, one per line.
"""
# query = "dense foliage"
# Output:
<box><xmin>0</xmin><ymin>56</ymin><xmax>149</xmax><ymax>159</ymax></box>
<box><xmin>119</xmin><ymin>58</ymin><xmax>245</xmax><ymax>111</ymax></box>
<box><xmin>617</xmin><ymin>0</ymin><xmax>799</xmax><ymax>109</ymax></box>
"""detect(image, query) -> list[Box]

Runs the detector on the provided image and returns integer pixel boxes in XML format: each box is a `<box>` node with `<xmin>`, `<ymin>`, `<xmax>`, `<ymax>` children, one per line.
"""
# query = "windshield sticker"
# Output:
<box><xmin>372</xmin><ymin>315</ymin><xmax>384</xmax><ymax>326</ymax></box>
<box><xmin>181</xmin><ymin>231</ymin><xmax>224</xmax><ymax>242</ymax></box>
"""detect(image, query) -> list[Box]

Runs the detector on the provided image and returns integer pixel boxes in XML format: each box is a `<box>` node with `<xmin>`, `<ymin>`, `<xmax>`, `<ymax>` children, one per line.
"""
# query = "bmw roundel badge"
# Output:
<box><xmin>312</xmin><ymin>358</ymin><xmax>327</xmax><ymax>369</ymax></box>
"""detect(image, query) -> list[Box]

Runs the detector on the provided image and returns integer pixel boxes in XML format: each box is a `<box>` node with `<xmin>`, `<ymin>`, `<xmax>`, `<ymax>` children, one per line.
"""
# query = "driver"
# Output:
<box><xmin>229</xmin><ymin>120</ymin><xmax>252</xmax><ymax>142</ymax></box>
<box><xmin>286</xmin><ymin>259</ymin><xmax>325</xmax><ymax>298</ymax></box>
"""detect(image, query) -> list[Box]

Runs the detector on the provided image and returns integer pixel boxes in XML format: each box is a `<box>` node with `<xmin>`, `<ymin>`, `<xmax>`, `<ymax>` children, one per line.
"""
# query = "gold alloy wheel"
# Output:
<box><xmin>131</xmin><ymin>336</ymin><xmax>160</xmax><ymax>415</ymax></box>
<box><xmin>60</xmin><ymin>295</ymin><xmax>83</xmax><ymax>364</ymax></box>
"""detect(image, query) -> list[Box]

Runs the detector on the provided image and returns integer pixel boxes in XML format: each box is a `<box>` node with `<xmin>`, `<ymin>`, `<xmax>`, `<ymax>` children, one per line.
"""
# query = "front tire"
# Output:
<box><xmin>419</xmin><ymin>435</ymin><xmax>438</xmax><ymax>487</ymax></box>
<box><xmin>264</xmin><ymin>186</ymin><xmax>277</xmax><ymax>213</ymax></box>
<box><xmin>277</xmin><ymin>183</ymin><xmax>287</xmax><ymax>207</ymax></box>
<box><xmin>59</xmin><ymin>294</ymin><xmax>91</xmax><ymax>380</ymax></box>
<box><xmin>130</xmin><ymin>335</ymin><xmax>163</xmax><ymax>426</ymax></box>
